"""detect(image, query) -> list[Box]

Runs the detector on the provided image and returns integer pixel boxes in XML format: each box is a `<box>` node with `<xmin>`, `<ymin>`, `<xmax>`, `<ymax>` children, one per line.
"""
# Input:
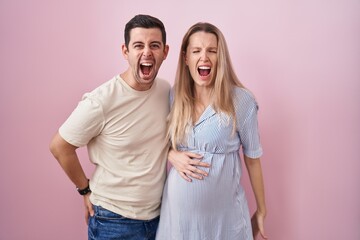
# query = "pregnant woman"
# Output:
<box><xmin>156</xmin><ymin>22</ymin><xmax>268</xmax><ymax>240</ymax></box>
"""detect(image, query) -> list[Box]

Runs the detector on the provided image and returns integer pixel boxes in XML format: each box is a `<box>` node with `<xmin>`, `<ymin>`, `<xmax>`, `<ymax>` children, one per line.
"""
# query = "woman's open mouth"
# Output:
<box><xmin>198</xmin><ymin>66</ymin><xmax>211</xmax><ymax>77</ymax></box>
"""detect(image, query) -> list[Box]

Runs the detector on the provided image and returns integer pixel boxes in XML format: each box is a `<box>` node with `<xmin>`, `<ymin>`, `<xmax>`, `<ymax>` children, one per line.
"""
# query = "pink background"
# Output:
<box><xmin>1</xmin><ymin>0</ymin><xmax>359</xmax><ymax>239</ymax></box>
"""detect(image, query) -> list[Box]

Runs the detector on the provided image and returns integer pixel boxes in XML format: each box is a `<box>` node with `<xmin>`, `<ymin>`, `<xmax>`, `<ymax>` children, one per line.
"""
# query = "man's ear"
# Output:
<box><xmin>121</xmin><ymin>44</ymin><xmax>129</xmax><ymax>59</ymax></box>
<box><xmin>163</xmin><ymin>44</ymin><xmax>170</xmax><ymax>60</ymax></box>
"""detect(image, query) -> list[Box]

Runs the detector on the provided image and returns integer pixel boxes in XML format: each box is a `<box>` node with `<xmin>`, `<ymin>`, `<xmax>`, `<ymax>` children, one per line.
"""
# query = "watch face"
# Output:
<box><xmin>78</xmin><ymin>186</ymin><xmax>91</xmax><ymax>195</ymax></box>
<box><xmin>77</xmin><ymin>180</ymin><xmax>91</xmax><ymax>195</ymax></box>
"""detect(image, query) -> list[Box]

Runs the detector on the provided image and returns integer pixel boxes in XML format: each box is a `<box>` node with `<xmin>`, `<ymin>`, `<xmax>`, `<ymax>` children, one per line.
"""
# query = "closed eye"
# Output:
<box><xmin>209</xmin><ymin>48</ymin><xmax>217</xmax><ymax>53</ymax></box>
<box><xmin>150</xmin><ymin>44</ymin><xmax>161</xmax><ymax>49</ymax></box>
<box><xmin>133</xmin><ymin>44</ymin><xmax>144</xmax><ymax>49</ymax></box>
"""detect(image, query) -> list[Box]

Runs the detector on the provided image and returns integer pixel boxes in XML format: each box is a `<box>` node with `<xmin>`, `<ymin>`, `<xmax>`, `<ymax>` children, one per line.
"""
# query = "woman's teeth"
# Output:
<box><xmin>198</xmin><ymin>66</ymin><xmax>211</xmax><ymax>76</ymax></box>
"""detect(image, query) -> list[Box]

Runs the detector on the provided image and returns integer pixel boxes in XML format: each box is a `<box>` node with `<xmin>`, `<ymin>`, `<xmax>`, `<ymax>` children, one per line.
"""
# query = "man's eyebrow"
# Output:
<box><xmin>132</xmin><ymin>41</ymin><xmax>144</xmax><ymax>45</ymax></box>
<box><xmin>131</xmin><ymin>41</ymin><xmax>162</xmax><ymax>45</ymax></box>
<box><xmin>150</xmin><ymin>41</ymin><xmax>162</xmax><ymax>45</ymax></box>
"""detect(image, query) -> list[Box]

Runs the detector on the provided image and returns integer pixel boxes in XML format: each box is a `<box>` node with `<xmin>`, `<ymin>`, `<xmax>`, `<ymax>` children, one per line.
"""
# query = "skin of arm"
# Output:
<box><xmin>49</xmin><ymin>131</ymin><xmax>94</xmax><ymax>224</ymax></box>
<box><xmin>244</xmin><ymin>155</ymin><xmax>268</xmax><ymax>239</ymax></box>
<box><xmin>168</xmin><ymin>149</ymin><xmax>210</xmax><ymax>182</ymax></box>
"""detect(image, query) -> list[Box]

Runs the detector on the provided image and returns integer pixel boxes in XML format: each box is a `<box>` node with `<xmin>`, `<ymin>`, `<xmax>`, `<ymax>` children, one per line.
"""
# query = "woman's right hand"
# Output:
<box><xmin>168</xmin><ymin>149</ymin><xmax>210</xmax><ymax>182</ymax></box>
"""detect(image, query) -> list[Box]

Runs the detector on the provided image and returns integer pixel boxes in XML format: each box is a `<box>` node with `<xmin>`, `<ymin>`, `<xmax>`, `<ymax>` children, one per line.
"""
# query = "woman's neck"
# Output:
<box><xmin>193</xmin><ymin>87</ymin><xmax>213</xmax><ymax>123</ymax></box>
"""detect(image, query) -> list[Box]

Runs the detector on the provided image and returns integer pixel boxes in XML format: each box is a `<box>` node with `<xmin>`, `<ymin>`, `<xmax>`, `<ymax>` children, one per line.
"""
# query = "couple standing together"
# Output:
<box><xmin>50</xmin><ymin>14</ymin><xmax>267</xmax><ymax>240</ymax></box>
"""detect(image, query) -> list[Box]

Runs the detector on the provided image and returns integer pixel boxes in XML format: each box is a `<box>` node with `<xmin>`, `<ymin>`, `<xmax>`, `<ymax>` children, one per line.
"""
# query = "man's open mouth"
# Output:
<box><xmin>140</xmin><ymin>63</ymin><xmax>153</xmax><ymax>76</ymax></box>
<box><xmin>198</xmin><ymin>66</ymin><xmax>211</xmax><ymax>76</ymax></box>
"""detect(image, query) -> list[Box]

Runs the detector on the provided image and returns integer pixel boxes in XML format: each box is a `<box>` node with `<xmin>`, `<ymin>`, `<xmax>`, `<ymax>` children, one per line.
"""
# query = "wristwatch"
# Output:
<box><xmin>76</xmin><ymin>180</ymin><xmax>91</xmax><ymax>195</ymax></box>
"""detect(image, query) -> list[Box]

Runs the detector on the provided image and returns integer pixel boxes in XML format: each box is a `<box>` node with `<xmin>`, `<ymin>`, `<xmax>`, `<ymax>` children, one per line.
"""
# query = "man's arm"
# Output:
<box><xmin>49</xmin><ymin>131</ymin><xmax>94</xmax><ymax>223</ymax></box>
<box><xmin>49</xmin><ymin>132</ymin><xmax>88</xmax><ymax>188</ymax></box>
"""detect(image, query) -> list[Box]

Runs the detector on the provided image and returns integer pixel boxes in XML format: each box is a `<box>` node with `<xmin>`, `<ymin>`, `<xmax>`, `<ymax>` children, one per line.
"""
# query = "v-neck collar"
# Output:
<box><xmin>194</xmin><ymin>105</ymin><xmax>216</xmax><ymax>127</ymax></box>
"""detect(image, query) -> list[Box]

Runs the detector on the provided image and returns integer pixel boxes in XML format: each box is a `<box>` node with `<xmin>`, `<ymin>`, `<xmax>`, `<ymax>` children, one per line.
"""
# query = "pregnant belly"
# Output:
<box><xmin>165</xmin><ymin>156</ymin><xmax>241</xmax><ymax>213</ymax></box>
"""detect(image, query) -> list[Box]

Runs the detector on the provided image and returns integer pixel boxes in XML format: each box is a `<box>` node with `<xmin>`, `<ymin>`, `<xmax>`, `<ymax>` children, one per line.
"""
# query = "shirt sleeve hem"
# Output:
<box><xmin>243</xmin><ymin>147</ymin><xmax>263</xmax><ymax>159</ymax></box>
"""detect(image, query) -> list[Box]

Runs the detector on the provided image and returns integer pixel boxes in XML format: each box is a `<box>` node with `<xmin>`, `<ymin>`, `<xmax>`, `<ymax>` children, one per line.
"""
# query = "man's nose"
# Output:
<box><xmin>142</xmin><ymin>46</ymin><xmax>153</xmax><ymax>57</ymax></box>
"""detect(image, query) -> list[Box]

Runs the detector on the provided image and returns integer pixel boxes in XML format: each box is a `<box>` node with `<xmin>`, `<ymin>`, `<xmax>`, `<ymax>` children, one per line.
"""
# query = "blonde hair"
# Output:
<box><xmin>168</xmin><ymin>22</ymin><xmax>244</xmax><ymax>149</ymax></box>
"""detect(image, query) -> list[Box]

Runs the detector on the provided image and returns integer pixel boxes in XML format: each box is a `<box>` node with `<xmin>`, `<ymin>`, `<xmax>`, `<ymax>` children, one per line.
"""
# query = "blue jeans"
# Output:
<box><xmin>88</xmin><ymin>205</ymin><xmax>159</xmax><ymax>240</ymax></box>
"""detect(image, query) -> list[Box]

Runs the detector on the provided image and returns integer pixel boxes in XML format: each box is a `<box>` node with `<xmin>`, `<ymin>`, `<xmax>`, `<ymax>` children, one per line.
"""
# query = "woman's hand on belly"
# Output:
<box><xmin>168</xmin><ymin>149</ymin><xmax>210</xmax><ymax>182</ymax></box>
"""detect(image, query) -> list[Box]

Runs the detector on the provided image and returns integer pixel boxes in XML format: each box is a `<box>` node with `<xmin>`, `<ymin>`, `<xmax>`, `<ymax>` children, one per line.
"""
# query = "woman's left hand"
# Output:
<box><xmin>251</xmin><ymin>210</ymin><xmax>268</xmax><ymax>239</ymax></box>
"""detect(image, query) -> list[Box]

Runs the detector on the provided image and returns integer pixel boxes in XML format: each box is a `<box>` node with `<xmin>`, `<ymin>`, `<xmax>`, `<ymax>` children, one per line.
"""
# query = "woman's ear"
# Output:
<box><xmin>183</xmin><ymin>51</ymin><xmax>188</xmax><ymax>65</ymax></box>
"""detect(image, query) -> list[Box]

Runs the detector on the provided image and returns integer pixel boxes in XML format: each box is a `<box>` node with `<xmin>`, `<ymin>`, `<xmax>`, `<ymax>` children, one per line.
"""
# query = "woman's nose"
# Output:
<box><xmin>200</xmin><ymin>51</ymin><xmax>209</xmax><ymax>61</ymax></box>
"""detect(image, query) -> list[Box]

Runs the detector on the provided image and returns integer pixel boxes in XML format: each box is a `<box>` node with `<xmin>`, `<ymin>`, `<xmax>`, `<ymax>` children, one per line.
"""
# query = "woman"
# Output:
<box><xmin>156</xmin><ymin>22</ymin><xmax>267</xmax><ymax>239</ymax></box>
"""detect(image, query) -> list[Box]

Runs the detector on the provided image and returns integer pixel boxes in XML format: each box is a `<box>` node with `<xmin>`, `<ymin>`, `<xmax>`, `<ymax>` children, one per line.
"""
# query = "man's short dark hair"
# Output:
<box><xmin>124</xmin><ymin>14</ymin><xmax>167</xmax><ymax>48</ymax></box>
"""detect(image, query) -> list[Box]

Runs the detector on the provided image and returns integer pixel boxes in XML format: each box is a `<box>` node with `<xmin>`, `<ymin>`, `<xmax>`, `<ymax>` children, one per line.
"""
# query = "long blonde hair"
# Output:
<box><xmin>168</xmin><ymin>22</ymin><xmax>244</xmax><ymax>149</ymax></box>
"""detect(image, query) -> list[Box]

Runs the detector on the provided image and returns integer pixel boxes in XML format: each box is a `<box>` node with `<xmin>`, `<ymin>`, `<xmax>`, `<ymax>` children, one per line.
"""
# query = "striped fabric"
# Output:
<box><xmin>156</xmin><ymin>87</ymin><xmax>263</xmax><ymax>240</ymax></box>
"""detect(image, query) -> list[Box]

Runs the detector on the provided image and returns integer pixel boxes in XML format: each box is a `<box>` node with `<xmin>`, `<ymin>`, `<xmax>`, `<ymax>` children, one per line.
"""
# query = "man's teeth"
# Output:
<box><xmin>141</xmin><ymin>63</ymin><xmax>153</xmax><ymax>66</ymax></box>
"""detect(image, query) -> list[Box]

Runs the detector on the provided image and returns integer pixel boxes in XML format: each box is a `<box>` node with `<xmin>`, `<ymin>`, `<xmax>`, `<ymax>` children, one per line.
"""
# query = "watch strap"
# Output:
<box><xmin>76</xmin><ymin>180</ymin><xmax>91</xmax><ymax>195</ymax></box>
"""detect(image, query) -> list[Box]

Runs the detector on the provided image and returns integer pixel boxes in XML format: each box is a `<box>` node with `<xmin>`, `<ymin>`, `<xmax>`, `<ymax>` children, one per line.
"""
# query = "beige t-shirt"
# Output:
<box><xmin>59</xmin><ymin>75</ymin><xmax>170</xmax><ymax>220</ymax></box>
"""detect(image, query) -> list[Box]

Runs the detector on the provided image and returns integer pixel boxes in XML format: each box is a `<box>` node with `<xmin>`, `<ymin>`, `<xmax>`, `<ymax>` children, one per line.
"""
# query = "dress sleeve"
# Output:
<box><xmin>235</xmin><ymin>89</ymin><xmax>263</xmax><ymax>159</ymax></box>
<box><xmin>59</xmin><ymin>94</ymin><xmax>105</xmax><ymax>147</ymax></box>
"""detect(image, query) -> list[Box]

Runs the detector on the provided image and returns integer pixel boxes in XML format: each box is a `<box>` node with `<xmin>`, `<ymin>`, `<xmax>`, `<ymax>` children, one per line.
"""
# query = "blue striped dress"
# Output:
<box><xmin>156</xmin><ymin>87</ymin><xmax>263</xmax><ymax>240</ymax></box>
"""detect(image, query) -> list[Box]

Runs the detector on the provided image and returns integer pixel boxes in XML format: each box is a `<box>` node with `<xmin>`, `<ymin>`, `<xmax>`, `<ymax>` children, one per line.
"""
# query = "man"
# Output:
<box><xmin>49</xmin><ymin>14</ymin><xmax>170</xmax><ymax>240</ymax></box>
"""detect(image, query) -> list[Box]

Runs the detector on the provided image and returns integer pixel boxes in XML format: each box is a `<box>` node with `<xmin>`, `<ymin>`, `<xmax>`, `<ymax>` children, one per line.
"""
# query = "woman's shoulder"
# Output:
<box><xmin>233</xmin><ymin>87</ymin><xmax>260</xmax><ymax>125</ymax></box>
<box><xmin>233</xmin><ymin>86</ymin><xmax>257</xmax><ymax>105</ymax></box>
